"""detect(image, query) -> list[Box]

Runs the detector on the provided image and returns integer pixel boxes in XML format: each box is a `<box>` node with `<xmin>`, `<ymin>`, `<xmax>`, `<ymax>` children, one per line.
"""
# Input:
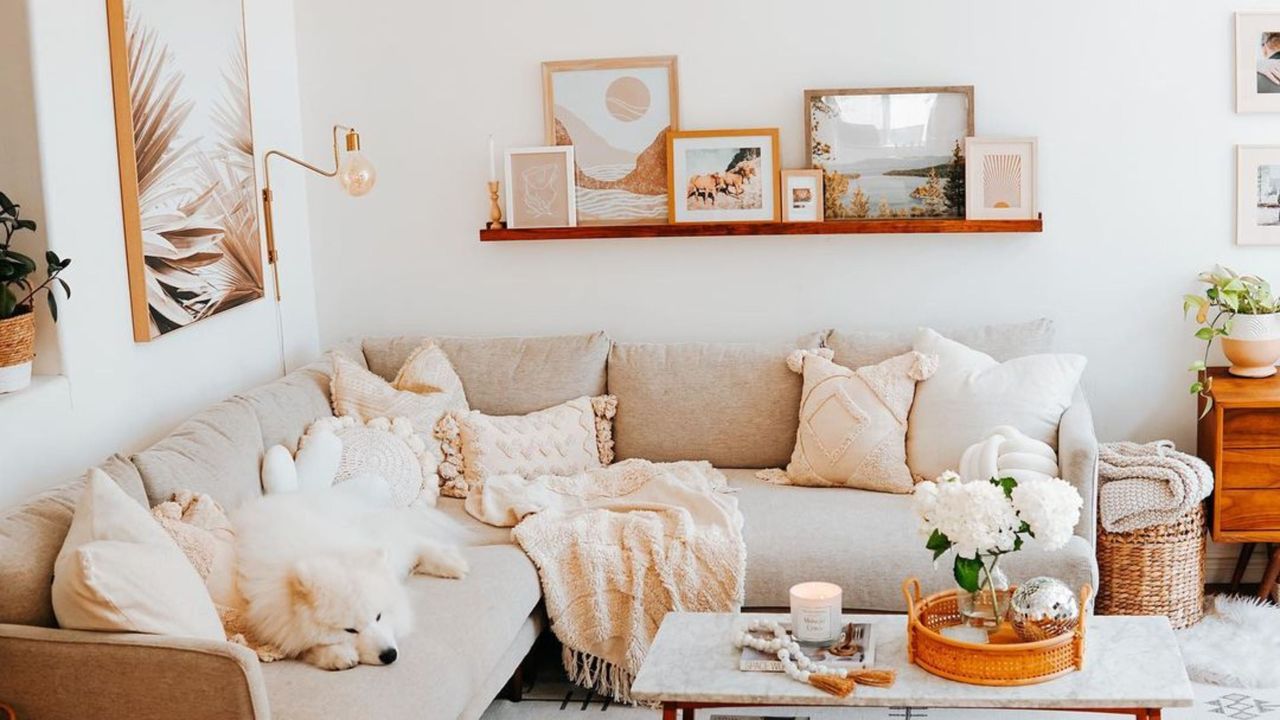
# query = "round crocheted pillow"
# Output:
<box><xmin>302</xmin><ymin>416</ymin><xmax>440</xmax><ymax>507</ymax></box>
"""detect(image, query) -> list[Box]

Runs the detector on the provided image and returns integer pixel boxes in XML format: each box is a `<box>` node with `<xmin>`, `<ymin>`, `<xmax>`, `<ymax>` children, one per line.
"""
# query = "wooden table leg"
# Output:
<box><xmin>661</xmin><ymin>702</ymin><xmax>676</xmax><ymax>720</ymax></box>
<box><xmin>1232</xmin><ymin>543</ymin><xmax>1256</xmax><ymax>593</ymax></box>
<box><xmin>1259</xmin><ymin>546</ymin><xmax>1280</xmax><ymax>601</ymax></box>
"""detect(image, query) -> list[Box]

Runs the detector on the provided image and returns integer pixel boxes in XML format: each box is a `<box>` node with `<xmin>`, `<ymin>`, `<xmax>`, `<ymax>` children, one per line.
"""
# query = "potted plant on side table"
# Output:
<box><xmin>1</xmin><ymin>191</ymin><xmax>71</xmax><ymax>393</ymax></box>
<box><xmin>1185</xmin><ymin>267</ymin><xmax>1280</xmax><ymax>412</ymax></box>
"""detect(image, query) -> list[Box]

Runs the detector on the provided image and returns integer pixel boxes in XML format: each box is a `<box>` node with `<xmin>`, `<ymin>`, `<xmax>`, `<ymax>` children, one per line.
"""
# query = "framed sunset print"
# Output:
<box><xmin>542</xmin><ymin>56</ymin><xmax>678</xmax><ymax>225</ymax></box>
<box><xmin>964</xmin><ymin>137</ymin><xmax>1037</xmax><ymax>220</ymax></box>
<box><xmin>806</xmin><ymin>86</ymin><xmax>972</xmax><ymax>220</ymax></box>
<box><xmin>1238</xmin><ymin>145</ymin><xmax>1280</xmax><ymax>245</ymax></box>
<box><xmin>667</xmin><ymin>128</ymin><xmax>780</xmax><ymax>224</ymax></box>
<box><xmin>106</xmin><ymin>0</ymin><xmax>263</xmax><ymax>342</ymax></box>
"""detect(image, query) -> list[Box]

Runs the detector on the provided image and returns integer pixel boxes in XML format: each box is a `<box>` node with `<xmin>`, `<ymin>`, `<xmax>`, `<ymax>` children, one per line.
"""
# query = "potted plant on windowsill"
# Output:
<box><xmin>0</xmin><ymin>191</ymin><xmax>71</xmax><ymax>393</ymax></box>
<box><xmin>1185</xmin><ymin>266</ymin><xmax>1280</xmax><ymax>412</ymax></box>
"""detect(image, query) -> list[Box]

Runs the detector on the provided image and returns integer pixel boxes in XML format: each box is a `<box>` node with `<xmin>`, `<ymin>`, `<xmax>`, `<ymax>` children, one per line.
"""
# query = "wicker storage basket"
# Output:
<box><xmin>0</xmin><ymin>311</ymin><xmax>35</xmax><ymax>368</ymax></box>
<box><xmin>1096</xmin><ymin>504</ymin><xmax>1205</xmax><ymax>629</ymax></box>
<box><xmin>903</xmin><ymin>579</ymin><xmax>1090</xmax><ymax>686</ymax></box>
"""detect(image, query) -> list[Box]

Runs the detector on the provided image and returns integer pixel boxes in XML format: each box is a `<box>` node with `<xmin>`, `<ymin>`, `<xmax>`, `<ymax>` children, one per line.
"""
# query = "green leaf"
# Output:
<box><xmin>46</xmin><ymin>290</ymin><xmax>57</xmax><ymax>322</ymax></box>
<box><xmin>0</xmin><ymin>193</ymin><xmax>15</xmax><ymax>216</ymax></box>
<box><xmin>1189</xmin><ymin>361</ymin><xmax>1207</xmax><ymax>372</ymax></box>
<box><xmin>991</xmin><ymin>476</ymin><xmax>1017</xmax><ymax>499</ymax></box>
<box><xmin>1222</xmin><ymin>291</ymin><xmax>1240</xmax><ymax>312</ymax></box>
<box><xmin>1013</xmin><ymin>536</ymin><xmax>1024</xmax><ymax>552</ymax></box>
<box><xmin>14</xmin><ymin>219</ymin><xmax>34</xmax><ymax>233</ymax></box>
<box><xmin>953</xmin><ymin>555</ymin><xmax>983</xmax><ymax>593</ymax></box>
<box><xmin>1195</xmin><ymin>327</ymin><xmax>1215</xmax><ymax>341</ymax></box>
<box><xmin>926</xmin><ymin>529</ymin><xmax>951</xmax><ymax>560</ymax></box>
<box><xmin>1190</xmin><ymin>381</ymin><xmax>1204</xmax><ymax>395</ymax></box>
<box><xmin>0</xmin><ymin>287</ymin><xmax>14</xmax><ymax>318</ymax></box>
<box><xmin>58</xmin><ymin>278</ymin><xmax>70</xmax><ymax>299</ymax></box>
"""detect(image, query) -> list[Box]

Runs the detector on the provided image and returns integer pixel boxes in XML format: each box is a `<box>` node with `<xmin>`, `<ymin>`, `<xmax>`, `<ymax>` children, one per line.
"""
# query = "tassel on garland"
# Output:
<box><xmin>807</xmin><ymin>668</ymin><xmax>897</xmax><ymax>698</ymax></box>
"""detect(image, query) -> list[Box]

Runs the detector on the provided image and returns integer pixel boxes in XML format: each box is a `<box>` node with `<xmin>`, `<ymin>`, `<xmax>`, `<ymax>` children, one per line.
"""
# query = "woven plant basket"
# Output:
<box><xmin>1096</xmin><ymin>503</ymin><xmax>1205</xmax><ymax>629</ymax></box>
<box><xmin>0</xmin><ymin>311</ymin><xmax>35</xmax><ymax>368</ymax></box>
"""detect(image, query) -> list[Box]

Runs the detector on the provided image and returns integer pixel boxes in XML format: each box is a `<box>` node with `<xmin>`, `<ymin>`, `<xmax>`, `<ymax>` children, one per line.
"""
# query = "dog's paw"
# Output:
<box><xmin>303</xmin><ymin>643</ymin><xmax>359</xmax><ymax>671</ymax></box>
<box><xmin>415</xmin><ymin>545</ymin><xmax>470</xmax><ymax>579</ymax></box>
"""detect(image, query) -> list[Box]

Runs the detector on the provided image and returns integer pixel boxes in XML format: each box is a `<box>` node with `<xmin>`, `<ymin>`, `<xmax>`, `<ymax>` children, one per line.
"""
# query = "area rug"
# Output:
<box><xmin>1177</xmin><ymin>595</ymin><xmax>1280</xmax><ymax>688</ymax></box>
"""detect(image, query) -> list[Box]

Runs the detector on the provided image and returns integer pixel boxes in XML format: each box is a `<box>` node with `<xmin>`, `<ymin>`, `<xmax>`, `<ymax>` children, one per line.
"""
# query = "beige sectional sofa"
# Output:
<box><xmin>0</xmin><ymin>324</ymin><xmax>1099</xmax><ymax>720</ymax></box>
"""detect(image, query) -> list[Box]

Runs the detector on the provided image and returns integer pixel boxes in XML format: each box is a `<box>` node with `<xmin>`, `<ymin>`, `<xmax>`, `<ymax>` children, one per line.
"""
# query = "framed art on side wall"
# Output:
<box><xmin>106</xmin><ymin>0</ymin><xmax>263</xmax><ymax>342</ymax></box>
<box><xmin>1238</xmin><ymin>145</ymin><xmax>1280</xmax><ymax>245</ymax></box>
<box><xmin>668</xmin><ymin>129</ymin><xmax>780</xmax><ymax>224</ymax></box>
<box><xmin>543</xmin><ymin>56</ymin><xmax>678</xmax><ymax>225</ymax></box>
<box><xmin>964</xmin><ymin>138</ymin><xmax>1037</xmax><ymax>220</ymax></box>
<box><xmin>1236</xmin><ymin>12</ymin><xmax>1280</xmax><ymax>113</ymax></box>
<box><xmin>505</xmin><ymin>146</ymin><xmax>577</xmax><ymax>229</ymax></box>
<box><xmin>806</xmin><ymin>86</ymin><xmax>972</xmax><ymax>220</ymax></box>
<box><xmin>781</xmin><ymin>170</ymin><xmax>824</xmax><ymax>222</ymax></box>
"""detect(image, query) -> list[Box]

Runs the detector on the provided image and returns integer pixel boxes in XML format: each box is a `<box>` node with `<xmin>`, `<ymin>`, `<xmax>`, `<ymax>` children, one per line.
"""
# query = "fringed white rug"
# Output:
<box><xmin>1177</xmin><ymin>595</ymin><xmax>1280</xmax><ymax>688</ymax></box>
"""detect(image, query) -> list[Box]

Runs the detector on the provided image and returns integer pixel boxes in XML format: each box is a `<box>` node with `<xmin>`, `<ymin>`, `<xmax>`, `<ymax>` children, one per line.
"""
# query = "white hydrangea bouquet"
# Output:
<box><xmin>913</xmin><ymin>471</ymin><xmax>1083</xmax><ymax>622</ymax></box>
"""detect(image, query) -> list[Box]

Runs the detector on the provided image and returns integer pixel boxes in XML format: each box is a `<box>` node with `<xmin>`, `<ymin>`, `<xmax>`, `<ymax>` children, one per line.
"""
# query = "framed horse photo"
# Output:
<box><xmin>667</xmin><ymin>128</ymin><xmax>780</xmax><ymax>224</ymax></box>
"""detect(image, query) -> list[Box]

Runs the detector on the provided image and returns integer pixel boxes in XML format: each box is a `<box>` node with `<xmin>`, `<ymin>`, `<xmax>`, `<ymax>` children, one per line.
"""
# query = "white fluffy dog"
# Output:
<box><xmin>233</xmin><ymin>479</ymin><xmax>468</xmax><ymax>671</ymax></box>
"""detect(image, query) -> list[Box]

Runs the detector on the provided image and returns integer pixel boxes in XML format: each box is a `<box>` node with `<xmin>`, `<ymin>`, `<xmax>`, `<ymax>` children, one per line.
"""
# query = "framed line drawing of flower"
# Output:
<box><xmin>1237</xmin><ymin>145</ymin><xmax>1280</xmax><ymax>245</ymax></box>
<box><xmin>504</xmin><ymin>146</ymin><xmax>577</xmax><ymax>229</ymax></box>
<box><xmin>542</xmin><ymin>56</ymin><xmax>678</xmax><ymax>225</ymax></box>
<box><xmin>964</xmin><ymin>138</ymin><xmax>1038</xmax><ymax>220</ymax></box>
<box><xmin>806</xmin><ymin>86</ymin><xmax>972</xmax><ymax>220</ymax></box>
<box><xmin>106</xmin><ymin>0</ymin><xmax>264</xmax><ymax>342</ymax></box>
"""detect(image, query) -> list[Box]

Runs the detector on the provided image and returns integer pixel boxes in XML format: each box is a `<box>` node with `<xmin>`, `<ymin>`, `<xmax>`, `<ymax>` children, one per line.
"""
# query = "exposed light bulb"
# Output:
<box><xmin>339</xmin><ymin>151</ymin><xmax>376</xmax><ymax>197</ymax></box>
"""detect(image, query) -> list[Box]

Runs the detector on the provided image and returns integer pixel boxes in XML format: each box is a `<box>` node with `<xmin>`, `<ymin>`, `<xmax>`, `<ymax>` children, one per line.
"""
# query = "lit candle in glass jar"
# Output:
<box><xmin>789</xmin><ymin>581</ymin><xmax>842</xmax><ymax>643</ymax></box>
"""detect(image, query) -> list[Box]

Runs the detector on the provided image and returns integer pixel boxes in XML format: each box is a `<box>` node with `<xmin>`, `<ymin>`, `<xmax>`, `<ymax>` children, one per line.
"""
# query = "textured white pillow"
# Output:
<box><xmin>763</xmin><ymin>349</ymin><xmax>937</xmax><ymax>493</ymax></box>
<box><xmin>330</xmin><ymin>341</ymin><xmax>469</xmax><ymax>445</ymax></box>
<box><xmin>52</xmin><ymin>469</ymin><xmax>223</xmax><ymax>640</ymax></box>
<box><xmin>908</xmin><ymin>328</ymin><xmax>1086</xmax><ymax>482</ymax></box>
<box><xmin>302</xmin><ymin>416</ymin><xmax>440</xmax><ymax>507</ymax></box>
<box><xmin>435</xmin><ymin>396</ymin><xmax>617</xmax><ymax>498</ymax></box>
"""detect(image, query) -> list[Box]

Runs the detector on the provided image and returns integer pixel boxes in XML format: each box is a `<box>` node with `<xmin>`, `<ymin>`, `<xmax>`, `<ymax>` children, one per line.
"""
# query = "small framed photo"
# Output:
<box><xmin>667</xmin><ymin>128</ymin><xmax>780</xmax><ymax>223</ymax></box>
<box><xmin>505</xmin><ymin>146</ymin><xmax>576</xmax><ymax>229</ymax></box>
<box><xmin>1237</xmin><ymin>145</ymin><xmax>1280</xmax><ymax>245</ymax></box>
<box><xmin>780</xmin><ymin>170</ymin><xmax>824</xmax><ymax>222</ymax></box>
<box><xmin>1236</xmin><ymin>12</ymin><xmax>1280</xmax><ymax>113</ymax></box>
<box><xmin>964</xmin><ymin>137</ymin><xmax>1038</xmax><ymax>220</ymax></box>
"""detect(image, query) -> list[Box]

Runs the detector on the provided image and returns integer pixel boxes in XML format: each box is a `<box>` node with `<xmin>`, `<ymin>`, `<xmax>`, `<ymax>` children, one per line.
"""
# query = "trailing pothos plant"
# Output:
<box><xmin>0</xmin><ymin>192</ymin><xmax>70</xmax><ymax>322</ymax></box>
<box><xmin>1184</xmin><ymin>266</ymin><xmax>1277</xmax><ymax>415</ymax></box>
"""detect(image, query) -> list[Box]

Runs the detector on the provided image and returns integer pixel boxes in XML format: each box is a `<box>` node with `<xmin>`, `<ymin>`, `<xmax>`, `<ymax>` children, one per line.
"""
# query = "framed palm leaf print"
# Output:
<box><xmin>106</xmin><ymin>0</ymin><xmax>263</xmax><ymax>342</ymax></box>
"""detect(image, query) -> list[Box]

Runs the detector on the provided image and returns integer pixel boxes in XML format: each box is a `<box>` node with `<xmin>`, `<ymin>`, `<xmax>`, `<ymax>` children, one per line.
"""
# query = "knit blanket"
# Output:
<box><xmin>465</xmin><ymin>459</ymin><xmax>746</xmax><ymax>703</ymax></box>
<box><xmin>1098</xmin><ymin>440</ymin><xmax>1214</xmax><ymax>533</ymax></box>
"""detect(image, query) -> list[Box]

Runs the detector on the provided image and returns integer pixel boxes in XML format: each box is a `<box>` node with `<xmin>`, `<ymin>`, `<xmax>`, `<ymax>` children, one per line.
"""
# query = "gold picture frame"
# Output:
<box><xmin>542</xmin><ymin>56</ymin><xmax>679</xmax><ymax>226</ymax></box>
<box><xmin>666</xmin><ymin>128</ymin><xmax>781</xmax><ymax>224</ymax></box>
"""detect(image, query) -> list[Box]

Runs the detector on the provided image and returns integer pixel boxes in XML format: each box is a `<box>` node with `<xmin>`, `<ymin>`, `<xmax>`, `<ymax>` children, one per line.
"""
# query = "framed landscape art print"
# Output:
<box><xmin>1237</xmin><ymin>145</ymin><xmax>1280</xmax><ymax>245</ymax></box>
<box><xmin>543</xmin><ymin>56</ymin><xmax>678</xmax><ymax>225</ymax></box>
<box><xmin>106</xmin><ymin>0</ymin><xmax>264</xmax><ymax>342</ymax></box>
<box><xmin>806</xmin><ymin>86</ymin><xmax>972</xmax><ymax>220</ymax></box>
<box><xmin>667</xmin><ymin>128</ymin><xmax>780</xmax><ymax>224</ymax></box>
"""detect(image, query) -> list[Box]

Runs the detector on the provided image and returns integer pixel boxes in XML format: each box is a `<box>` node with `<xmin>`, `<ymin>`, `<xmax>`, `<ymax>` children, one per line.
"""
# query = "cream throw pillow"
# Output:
<box><xmin>52</xmin><ymin>470</ymin><xmax>224</xmax><ymax>640</ymax></box>
<box><xmin>302</xmin><ymin>415</ymin><xmax>441</xmax><ymax>507</ymax></box>
<box><xmin>331</xmin><ymin>341</ymin><xmax>469</xmax><ymax>445</ymax></box>
<box><xmin>436</xmin><ymin>395</ymin><xmax>617</xmax><ymax>498</ymax></box>
<box><xmin>908</xmin><ymin>328</ymin><xmax>1087</xmax><ymax>482</ymax></box>
<box><xmin>763</xmin><ymin>349</ymin><xmax>937</xmax><ymax>493</ymax></box>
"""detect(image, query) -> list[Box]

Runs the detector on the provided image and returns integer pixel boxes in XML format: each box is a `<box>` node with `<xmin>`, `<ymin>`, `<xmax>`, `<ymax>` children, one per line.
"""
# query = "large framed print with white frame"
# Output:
<box><xmin>1236</xmin><ymin>12</ymin><xmax>1280</xmax><ymax>113</ymax></box>
<box><xmin>667</xmin><ymin>128</ymin><xmax>780</xmax><ymax>224</ymax></box>
<box><xmin>1238</xmin><ymin>145</ymin><xmax>1280</xmax><ymax>245</ymax></box>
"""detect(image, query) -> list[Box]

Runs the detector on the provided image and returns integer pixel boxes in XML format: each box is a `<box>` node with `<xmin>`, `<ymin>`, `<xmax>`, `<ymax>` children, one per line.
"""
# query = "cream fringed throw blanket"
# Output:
<box><xmin>465</xmin><ymin>459</ymin><xmax>746</xmax><ymax>703</ymax></box>
<box><xmin>1098</xmin><ymin>440</ymin><xmax>1214</xmax><ymax>533</ymax></box>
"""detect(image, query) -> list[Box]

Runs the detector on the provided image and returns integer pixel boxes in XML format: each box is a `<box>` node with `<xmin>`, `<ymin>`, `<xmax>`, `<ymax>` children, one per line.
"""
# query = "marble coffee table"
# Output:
<box><xmin>630</xmin><ymin>612</ymin><xmax>1194</xmax><ymax>720</ymax></box>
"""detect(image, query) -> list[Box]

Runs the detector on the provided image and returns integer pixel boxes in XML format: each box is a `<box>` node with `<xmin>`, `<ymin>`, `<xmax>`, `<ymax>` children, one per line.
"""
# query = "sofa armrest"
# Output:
<box><xmin>0</xmin><ymin>624</ymin><xmax>268</xmax><ymax>720</ymax></box>
<box><xmin>1058</xmin><ymin>387</ymin><xmax>1099</xmax><ymax>547</ymax></box>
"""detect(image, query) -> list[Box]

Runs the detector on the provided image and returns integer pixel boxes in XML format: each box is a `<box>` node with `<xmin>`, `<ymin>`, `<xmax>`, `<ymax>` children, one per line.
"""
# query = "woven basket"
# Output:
<box><xmin>904</xmin><ymin>578</ymin><xmax>1090</xmax><ymax>686</ymax></box>
<box><xmin>1096</xmin><ymin>504</ymin><xmax>1205</xmax><ymax>629</ymax></box>
<box><xmin>0</xmin><ymin>311</ymin><xmax>35</xmax><ymax>368</ymax></box>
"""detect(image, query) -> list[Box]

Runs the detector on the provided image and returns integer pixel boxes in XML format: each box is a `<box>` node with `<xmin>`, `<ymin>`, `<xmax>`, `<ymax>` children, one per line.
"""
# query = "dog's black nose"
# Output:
<box><xmin>379</xmin><ymin>648</ymin><xmax>398</xmax><ymax>665</ymax></box>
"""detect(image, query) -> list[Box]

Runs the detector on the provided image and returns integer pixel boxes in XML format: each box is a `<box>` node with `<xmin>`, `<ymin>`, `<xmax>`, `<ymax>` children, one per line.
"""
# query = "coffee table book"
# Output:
<box><xmin>738</xmin><ymin>622</ymin><xmax>874</xmax><ymax>672</ymax></box>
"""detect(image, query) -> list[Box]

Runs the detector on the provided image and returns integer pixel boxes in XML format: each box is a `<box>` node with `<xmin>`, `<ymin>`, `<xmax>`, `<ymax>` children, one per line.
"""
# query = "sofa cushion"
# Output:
<box><xmin>825</xmin><ymin>318</ymin><xmax>1055</xmax><ymax>369</ymax></box>
<box><xmin>724</xmin><ymin>469</ymin><xmax>1097</xmax><ymax>611</ymax></box>
<box><xmin>132</xmin><ymin>399</ymin><xmax>266</xmax><ymax>511</ymax></box>
<box><xmin>362</xmin><ymin>332</ymin><xmax>610</xmax><ymax>416</ymax></box>
<box><xmin>436</xmin><ymin>496</ymin><xmax>515</xmax><ymax>546</ymax></box>
<box><xmin>608</xmin><ymin>334</ymin><xmax>823</xmax><ymax>468</ymax></box>
<box><xmin>0</xmin><ymin>455</ymin><xmax>146</xmax><ymax>627</ymax></box>
<box><xmin>235</xmin><ymin>365</ymin><xmax>333</xmax><ymax>453</ymax></box>
<box><xmin>261</xmin><ymin>544</ymin><xmax>541</xmax><ymax>720</ymax></box>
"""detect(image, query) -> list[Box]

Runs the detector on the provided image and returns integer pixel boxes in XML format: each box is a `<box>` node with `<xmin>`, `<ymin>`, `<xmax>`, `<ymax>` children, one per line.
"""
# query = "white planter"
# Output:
<box><xmin>0</xmin><ymin>360</ymin><xmax>32</xmax><ymax>393</ymax></box>
<box><xmin>1223</xmin><ymin>312</ymin><xmax>1280</xmax><ymax>378</ymax></box>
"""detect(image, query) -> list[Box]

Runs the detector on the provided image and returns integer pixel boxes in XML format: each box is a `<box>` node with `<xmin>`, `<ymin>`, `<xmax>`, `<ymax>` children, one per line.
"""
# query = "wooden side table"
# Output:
<box><xmin>1197</xmin><ymin>367</ymin><xmax>1280</xmax><ymax>599</ymax></box>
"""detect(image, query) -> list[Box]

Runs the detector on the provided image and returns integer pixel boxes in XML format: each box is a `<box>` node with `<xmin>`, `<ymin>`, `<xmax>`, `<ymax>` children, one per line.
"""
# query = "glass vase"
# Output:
<box><xmin>957</xmin><ymin>556</ymin><xmax>1011</xmax><ymax>629</ymax></box>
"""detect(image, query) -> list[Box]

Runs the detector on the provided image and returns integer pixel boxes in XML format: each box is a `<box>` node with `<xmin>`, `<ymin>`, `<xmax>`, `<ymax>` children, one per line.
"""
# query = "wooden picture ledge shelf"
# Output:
<box><xmin>479</xmin><ymin>215</ymin><xmax>1043</xmax><ymax>241</ymax></box>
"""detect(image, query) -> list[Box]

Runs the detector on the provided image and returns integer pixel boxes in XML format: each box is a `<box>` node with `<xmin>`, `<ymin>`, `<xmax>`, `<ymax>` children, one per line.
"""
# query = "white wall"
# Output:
<box><xmin>295</xmin><ymin>0</ymin><xmax>1280</xmax><ymax>580</ymax></box>
<box><xmin>0</xmin><ymin>0</ymin><xmax>319</xmax><ymax>508</ymax></box>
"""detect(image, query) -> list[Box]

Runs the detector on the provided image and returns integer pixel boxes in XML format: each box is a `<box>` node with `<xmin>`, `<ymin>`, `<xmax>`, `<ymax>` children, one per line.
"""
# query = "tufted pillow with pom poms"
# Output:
<box><xmin>758</xmin><ymin>349</ymin><xmax>937</xmax><ymax>493</ymax></box>
<box><xmin>301</xmin><ymin>416</ymin><xmax>440</xmax><ymax>507</ymax></box>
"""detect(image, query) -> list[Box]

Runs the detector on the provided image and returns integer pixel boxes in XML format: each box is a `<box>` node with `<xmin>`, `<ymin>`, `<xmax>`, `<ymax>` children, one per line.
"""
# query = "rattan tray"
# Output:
<box><xmin>903</xmin><ymin>578</ymin><xmax>1092</xmax><ymax>686</ymax></box>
